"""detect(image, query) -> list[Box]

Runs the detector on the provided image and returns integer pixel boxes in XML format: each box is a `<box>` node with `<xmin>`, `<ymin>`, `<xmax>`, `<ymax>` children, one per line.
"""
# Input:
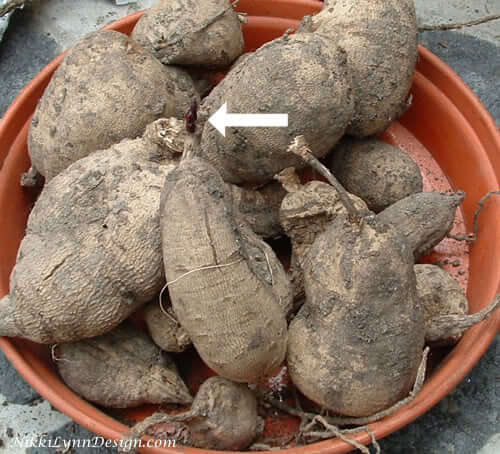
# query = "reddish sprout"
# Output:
<box><xmin>185</xmin><ymin>99</ymin><xmax>198</xmax><ymax>133</ymax></box>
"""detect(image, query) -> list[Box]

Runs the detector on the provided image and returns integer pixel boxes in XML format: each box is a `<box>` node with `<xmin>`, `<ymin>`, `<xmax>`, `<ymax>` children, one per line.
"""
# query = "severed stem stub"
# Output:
<box><xmin>182</xmin><ymin>99</ymin><xmax>202</xmax><ymax>161</ymax></box>
<box><xmin>20</xmin><ymin>166</ymin><xmax>44</xmax><ymax>188</ymax></box>
<box><xmin>448</xmin><ymin>190</ymin><xmax>500</xmax><ymax>242</ymax></box>
<box><xmin>426</xmin><ymin>294</ymin><xmax>500</xmax><ymax>344</ymax></box>
<box><xmin>287</xmin><ymin>136</ymin><xmax>362</xmax><ymax>222</ymax></box>
<box><xmin>120</xmin><ymin>411</ymin><xmax>196</xmax><ymax>453</ymax></box>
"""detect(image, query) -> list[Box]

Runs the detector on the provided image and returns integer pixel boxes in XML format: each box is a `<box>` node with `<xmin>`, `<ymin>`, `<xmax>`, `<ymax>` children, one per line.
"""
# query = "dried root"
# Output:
<box><xmin>448</xmin><ymin>191</ymin><xmax>500</xmax><ymax>242</ymax></box>
<box><xmin>266</xmin><ymin>346</ymin><xmax>429</xmax><ymax>426</ymax></box>
<box><xmin>426</xmin><ymin>294</ymin><xmax>500</xmax><ymax>344</ymax></box>
<box><xmin>258</xmin><ymin>348</ymin><xmax>429</xmax><ymax>450</ymax></box>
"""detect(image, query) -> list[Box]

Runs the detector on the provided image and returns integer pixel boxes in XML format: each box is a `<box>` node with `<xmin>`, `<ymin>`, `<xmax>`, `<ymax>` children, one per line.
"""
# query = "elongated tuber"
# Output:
<box><xmin>300</xmin><ymin>0</ymin><xmax>418</xmax><ymax>137</ymax></box>
<box><xmin>160</xmin><ymin>151</ymin><xmax>290</xmax><ymax>382</ymax></box>
<box><xmin>377</xmin><ymin>191</ymin><xmax>465</xmax><ymax>260</ymax></box>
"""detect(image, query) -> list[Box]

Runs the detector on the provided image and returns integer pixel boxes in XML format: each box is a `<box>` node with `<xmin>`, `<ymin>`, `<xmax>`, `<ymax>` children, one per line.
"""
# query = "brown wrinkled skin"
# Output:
<box><xmin>143</xmin><ymin>301</ymin><xmax>191</xmax><ymax>353</ymax></box>
<box><xmin>0</xmin><ymin>120</ymin><xmax>180</xmax><ymax>343</ymax></box>
<box><xmin>377</xmin><ymin>191</ymin><xmax>465</xmax><ymax>260</ymax></box>
<box><xmin>228</xmin><ymin>181</ymin><xmax>287</xmax><ymax>239</ymax></box>
<box><xmin>303</xmin><ymin>0</ymin><xmax>418</xmax><ymax>137</ymax></box>
<box><xmin>328</xmin><ymin>137</ymin><xmax>423</xmax><ymax>212</ymax></box>
<box><xmin>186</xmin><ymin>377</ymin><xmax>259</xmax><ymax>450</ymax></box>
<box><xmin>200</xmin><ymin>33</ymin><xmax>354</xmax><ymax>184</ymax></box>
<box><xmin>279</xmin><ymin>178</ymin><xmax>368</xmax><ymax>305</ymax></box>
<box><xmin>56</xmin><ymin>322</ymin><xmax>192</xmax><ymax>408</ymax></box>
<box><xmin>287</xmin><ymin>216</ymin><xmax>424</xmax><ymax>417</ymax></box>
<box><xmin>28</xmin><ymin>30</ymin><xmax>198</xmax><ymax>181</ymax></box>
<box><xmin>132</xmin><ymin>0</ymin><xmax>244</xmax><ymax>67</ymax></box>
<box><xmin>160</xmin><ymin>157</ymin><xmax>290</xmax><ymax>382</ymax></box>
<box><xmin>414</xmin><ymin>264</ymin><xmax>468</xmax><ymax>344</ymax></box>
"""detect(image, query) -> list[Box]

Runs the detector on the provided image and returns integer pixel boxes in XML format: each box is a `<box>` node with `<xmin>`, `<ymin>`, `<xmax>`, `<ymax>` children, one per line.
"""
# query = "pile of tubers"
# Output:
<box><xmin>1</xmin><ymin>0</ymin><xmax>499</xmax><ymax>451</ymax></box>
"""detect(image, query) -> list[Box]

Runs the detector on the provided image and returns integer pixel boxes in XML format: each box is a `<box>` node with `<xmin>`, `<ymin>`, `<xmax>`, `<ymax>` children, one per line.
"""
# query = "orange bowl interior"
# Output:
<box><xmin>0</xmin><ymin>1</ymin><xmax>499</xmax><ymax>453</ymax></box>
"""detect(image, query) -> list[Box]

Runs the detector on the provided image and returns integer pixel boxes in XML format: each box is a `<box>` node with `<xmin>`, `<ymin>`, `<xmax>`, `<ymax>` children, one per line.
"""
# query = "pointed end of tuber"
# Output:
<box><xmin>20</xmin><ymin>166</ymin><xmax>44</xmax><ymax>188</ymax></box>
<box><xmin>426</xmin><ymin>294</ymin><xmax>500</xmax><ymax>344</ymax></box>
<box><xmin>0</xmin><ymin>294</ymin><xmax>21</xmax><ymax>338</ymax></box>
<box><xmin>274</xmin><ymin>167</ymin><xmax>302</xmax><ymax>193</ymax></box>
<box><xmin>149</xmin><ymin>365</ymin><xmax>193</xmax><ymax>406</ymax></box>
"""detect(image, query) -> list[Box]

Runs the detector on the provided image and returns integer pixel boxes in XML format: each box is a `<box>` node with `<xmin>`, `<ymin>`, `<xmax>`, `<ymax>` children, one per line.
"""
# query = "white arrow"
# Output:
<box><xmin>208</xmin><ymin>103</ymin><xmax>288</xmax><ymax>137</ymax></box>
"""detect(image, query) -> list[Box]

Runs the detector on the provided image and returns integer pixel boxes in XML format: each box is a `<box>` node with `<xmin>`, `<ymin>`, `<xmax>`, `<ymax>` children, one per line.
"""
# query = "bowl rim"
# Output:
<box><xmin>0</xmin><ymin>6</ymin><xmax>499</xmax><ymax>454</ymax></box>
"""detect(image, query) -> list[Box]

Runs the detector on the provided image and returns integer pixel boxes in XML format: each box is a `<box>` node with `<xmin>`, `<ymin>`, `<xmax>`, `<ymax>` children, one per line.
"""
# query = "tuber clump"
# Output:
<box><xmin>285</xmin><ymin>138</ymin><xmax>425</xmax><ymax>417</ymax></box>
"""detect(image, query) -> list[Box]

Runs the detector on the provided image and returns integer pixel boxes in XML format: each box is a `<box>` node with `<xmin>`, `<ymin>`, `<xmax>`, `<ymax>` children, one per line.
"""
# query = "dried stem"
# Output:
<box><xmin>448</xmin><ymin>191</ymin><xmax>500</xmax><ymax>242</ymax></box>
<box><xmin>120</xmin><ymin>410</ymin><xmax>196</xmax><ymax>453</ymax></box>
<box><xmin>0</xmin><ymin>0</ymin><xmax>25</xmax><ymax>17</ymax></box>
<box><xmin>419</xmin><ymin>14</ymin><xmax>500</xmax><ymax>31</ymax></box>
<box><xmin>426</xmin><ymin>294</ymin><xmax>500</xmax><ymax>344</ymax></box>
<box><xmin>287</xmin><ymin>136</ymin><xmax>361</xmax><ymax>221</ymax></box>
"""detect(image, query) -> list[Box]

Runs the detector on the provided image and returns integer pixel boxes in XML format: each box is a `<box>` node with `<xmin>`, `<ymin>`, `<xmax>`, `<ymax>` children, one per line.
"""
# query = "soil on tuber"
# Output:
<box><xmin>377</xmin><ymin>191</ymin><xmax>466</xmax><ymax>260</ymax></box>
<box><xmin>328</xmin><ymin>137</ymin><xmax>423</xmax><ymax>213</ymax></box>
<box><xmin>160</xmin><ymin>134</ymin><xmax>291</xmax><ymax>382</ymax></box>
<box><xmin>55</xmin><ymin>322</ymin><xmax>192</xmax><ymax>408</ymax></box>
<box><xmin>0</xmin><ymin>119</ymin><xmax>183</xmax><ymax>343</ymax></box>
<box><xmin>28</xmin><ymin>30</ymin><xmax>198</xmax><ymax>181</ymax></box>
<box><xmin>125</xmin><ymin>377</ymin><xmax>260</xmax><ymax>451</ymax></box>
<box><xmin>200</xmin><ymin>33</ymin><xmax>354</xmax><ymax>184</ymax></box>
<box><xmin>132</xmin><ymin>0</ymin><xmax>244</xmax><ymax>67</ymax></box>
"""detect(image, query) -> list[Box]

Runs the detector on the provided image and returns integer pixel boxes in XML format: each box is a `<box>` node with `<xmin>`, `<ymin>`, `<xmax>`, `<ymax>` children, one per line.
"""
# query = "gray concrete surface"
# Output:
<box><xmin>0</xmin><ymin>0</ymin><xmax>499</xmax><ymax>453</ymax></box>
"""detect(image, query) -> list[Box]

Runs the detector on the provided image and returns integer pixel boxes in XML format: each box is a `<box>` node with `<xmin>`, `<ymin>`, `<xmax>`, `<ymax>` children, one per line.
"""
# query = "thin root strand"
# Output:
<box><xmin>158</xmin><ymin>258</ymin><xmax>244</xmax><ymax>313</ymax></box>
<box><xmin>263</xmin><ymin>346</ymin><xmax>429</xmax><ymax>432</ymax></box>
<box><xmin>302</xmin><ymin>416</ymin><xmax>371</xmax><ymax>454</ymax></box>
<box><xmin>447</xmin><ymin>191</ymin><xmax>500</xmax><ymax>242</ymax></box>
<box><xmin>419</xmin><ymin>14</ymin><xmax>500</xmax><ymax>31</ymax></box>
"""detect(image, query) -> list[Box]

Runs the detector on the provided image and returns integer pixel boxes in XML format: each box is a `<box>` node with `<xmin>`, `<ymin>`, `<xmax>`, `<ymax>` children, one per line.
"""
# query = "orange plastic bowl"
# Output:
<box><xmin>1</xmin><ymin>1</ymin><xmax>499</xmax><ymax>453</ymax></box>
